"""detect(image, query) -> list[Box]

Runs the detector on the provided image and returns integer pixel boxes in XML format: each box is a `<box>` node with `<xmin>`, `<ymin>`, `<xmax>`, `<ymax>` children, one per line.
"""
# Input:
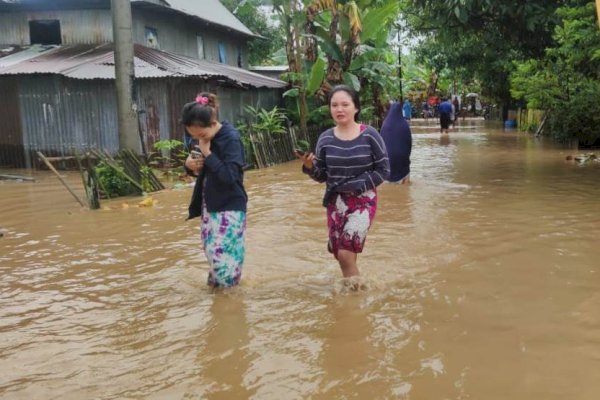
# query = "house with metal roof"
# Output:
<box><xmin>0</xmin><ymin>0</ymin><xmax>286</xmax><ymax>167</ymax></box>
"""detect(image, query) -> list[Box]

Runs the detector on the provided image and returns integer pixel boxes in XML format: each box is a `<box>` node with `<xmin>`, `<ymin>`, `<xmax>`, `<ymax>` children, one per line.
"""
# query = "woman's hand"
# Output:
<box><xmin>198</xmin><ymin>139</ymin><xmax>211</xmax><ymax>157</ymax></box>
<box><xmin>296</xmin><ymin>151</ymin><xmax>315</xmax><ymax>170</ymax></box>
<box><xmin>185</xmin><ymin>154</ymin><xmax>204</xmax><ymax>175</ymax></box>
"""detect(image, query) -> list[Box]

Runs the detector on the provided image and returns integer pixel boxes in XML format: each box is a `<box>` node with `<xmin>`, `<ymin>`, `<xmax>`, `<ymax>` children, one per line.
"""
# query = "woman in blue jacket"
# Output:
<box><xmin>183</xmin><ymin>93</ymin><xmax>248</xmax><ymax>288</ymax></box>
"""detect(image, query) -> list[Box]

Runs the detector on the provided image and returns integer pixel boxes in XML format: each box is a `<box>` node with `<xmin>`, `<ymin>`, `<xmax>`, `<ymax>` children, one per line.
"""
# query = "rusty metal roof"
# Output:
<box><xmin>0</xmin><ymin>44</ymin><xmax>287</xmax><ymax>89</ymax></box>
<box><xmin>134</xmin><ymin>45</ymin><xmax>287</xmax><ymax>88</ymax></box>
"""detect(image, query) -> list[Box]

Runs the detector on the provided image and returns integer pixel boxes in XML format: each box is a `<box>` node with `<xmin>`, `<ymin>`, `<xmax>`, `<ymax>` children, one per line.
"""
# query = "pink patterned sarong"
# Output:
<box><xmin>326</xmin><ymin>189</ymin><xmax>377</xmax><ymax>257</ymax></box>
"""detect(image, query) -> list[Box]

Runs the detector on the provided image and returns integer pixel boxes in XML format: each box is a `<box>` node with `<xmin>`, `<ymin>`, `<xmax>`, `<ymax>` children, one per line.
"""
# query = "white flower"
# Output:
<box><xmin>335</xmin><ymin>195</ymin><xmax>348</xmax><ymax>214</ymax></box>
<box><xmin>345</xmin><ymin>209</ymin><xmax>370</xmax><ymax>240</ymax></box>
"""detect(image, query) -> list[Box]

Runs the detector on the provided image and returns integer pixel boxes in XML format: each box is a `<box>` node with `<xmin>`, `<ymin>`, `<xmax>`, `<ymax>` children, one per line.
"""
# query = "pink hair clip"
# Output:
<box><xmin>195</xmin><ymin>95</ymin><xmax>209</xmax><ymax>105</ymax></box>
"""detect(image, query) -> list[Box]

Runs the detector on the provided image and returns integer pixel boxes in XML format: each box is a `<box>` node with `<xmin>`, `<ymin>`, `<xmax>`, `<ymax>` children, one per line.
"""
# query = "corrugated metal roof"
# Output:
<box><xmin>250</xmin><ymin>66</ymin><xmax>289</xmax><ymax>72</ymax></box>
<box><xmin>0</xmin><ymin>44</ymin><xmax>287</xmax><ymax>88</ymax></box>
<box><xmin>135</xmin><ymin>45</ymin><xmax>287</xmax><ymax>88</ymax></box>
<box><xmin>167</xmin><ymin>0</ymin><xmax>253</xmax><ymax>36</ymax></box>
<box><xmin>132</xmin><ymin>0</ymin><xmax>255</xmax><ymax>37</ymax></box>
<box><xmin>1</xmin><ymin>1</ymin><xmax>256</xmax><ymax>38</ymax></box>
<box><xmin>0</xmin><ymin>45</ymin><xmax>58</xmax><ymax>67</ymax></box>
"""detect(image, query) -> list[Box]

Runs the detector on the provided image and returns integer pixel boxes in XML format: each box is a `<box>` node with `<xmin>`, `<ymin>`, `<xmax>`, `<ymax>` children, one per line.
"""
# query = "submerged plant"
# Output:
<box><xmin>95</xmin><ymin>161</ymin><xmax>132</xmax><ymax>197</ymax></box>
<box><xmin>150</xmin><ymin>139</ymin><xmax>186</xmax><ymax>177</ymax></box>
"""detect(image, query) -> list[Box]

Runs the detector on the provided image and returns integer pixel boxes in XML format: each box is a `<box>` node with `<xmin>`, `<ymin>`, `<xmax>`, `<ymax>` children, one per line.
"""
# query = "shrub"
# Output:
<box><xmin>95</xmin><ymin>161</ymin><xmax>132</xmax><ymax>197</ymax></box>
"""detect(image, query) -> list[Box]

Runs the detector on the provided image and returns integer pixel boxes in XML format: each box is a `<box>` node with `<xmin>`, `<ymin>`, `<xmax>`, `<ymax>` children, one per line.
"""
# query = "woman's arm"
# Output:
<box><xmin>367</xmin><ymin>130</ymin><xmax>391</xmax><ymax>185</ymax></box>
<box><xmin>302</xmin><ymin>136</ymin><xmax>328</xmax><ymax>183</ymax></box>
<box><xmin>202</xmin><ymin>138</ymin><xmax>244</xmax><ymax>186</ymax></box>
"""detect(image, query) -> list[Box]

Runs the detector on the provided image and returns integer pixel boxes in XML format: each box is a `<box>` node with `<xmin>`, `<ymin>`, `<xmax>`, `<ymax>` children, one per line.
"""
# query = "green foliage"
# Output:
<box><xmin>139</xmin><ymin>165</ymin><xmax>154</xmax><ymax>193</ymax></box>
<box><xmin>511</xmin><ymin>59</ymin><xmax>563</xmax><ymax>109</ymax></box>
<box><xmin>519</xmin><ymin>121</ymin><xmax>539</xmax><ymax>134</ymax></box>
<box><xmin>153</xmin><ymin>139</ymin><xmax>183</xmax><ymax>152</ymax></box>
<box><xmin>150</xmin><ymin>139</ymin><xmax>186</xmax><ymax>177</ymax></box>
<box><xmin>317</xmin><ymin>35</ymin><xmax>344</xmax><ymax>64</ymax></box>
<box><xmin>360</xmin><ymin>1</ymin><xmax>400</xmax><ymax>43</ymax></box>
<box><xmin>295</xmin><ymin>139</ymin><xmax>310</xmax><ymax>152</ymax></box>
<box><xmin>308</xmin><ymin>104</ymin><xmax>333</xmax><ymax>126</ymax></box>
<box><xmin>220</xmin><ymin>0</ymin><xmax>285</xmax><ymax>65</ymax></box>
<box><xmin>244</xmin><ymin>106</ymin><xmax>287</xmax><ymax>135</ymax></box>
<box><xmin>275</xmin><ymin>0</ymin><xmax>402</xmax><ymax>125</ymax></box>
<box><xmin>511</xmin><ymin>1</ymin><xmax>600</xmax><ymax>142</ymax></box>
<box><xmin>95</xmin><ymin>161</ymin><xmax>132</xmax><ymax>197</ymax></box>
<box><xmin>307</xmin><ymin>58</ymin><xmax>326</xmax><ymax>95</ymax></box>
<box><xmin>238</xmin><ymin>130</ymin><xmax>254</xmax><ymax>166</ymax></box>
<box><xmin>547</xmin><ymin>79</ymin><xmax>600</xmax><ymax>143</ymax></box>
<box><xmin>360</xmin><ymin>105</ymin><xmax>376</xmax><ymax>123</ymax></box>
<box><xmin>406</xmin><ymin>0</ymin><xmax>562</xmax><ymax>101</ymax></box>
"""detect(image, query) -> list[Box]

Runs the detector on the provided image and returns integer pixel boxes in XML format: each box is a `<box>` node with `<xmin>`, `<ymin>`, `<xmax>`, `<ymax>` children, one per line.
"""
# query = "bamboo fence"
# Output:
<box><xmin>245</xmin><ymin>125</ymin><xmax>323</xmax><ymax>169</ymax></box>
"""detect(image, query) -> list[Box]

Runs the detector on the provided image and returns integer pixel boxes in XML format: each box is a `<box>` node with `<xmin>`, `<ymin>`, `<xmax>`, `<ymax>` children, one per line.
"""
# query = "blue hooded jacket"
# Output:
<box><xmin>380</xmin><ymin>102</ymin><xmax>412</xmax><ymax>182</ymax></box>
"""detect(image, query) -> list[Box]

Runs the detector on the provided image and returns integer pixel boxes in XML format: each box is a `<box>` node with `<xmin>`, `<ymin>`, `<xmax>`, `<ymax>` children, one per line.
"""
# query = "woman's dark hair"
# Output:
<box><xmin>180</xmin><ymin>92</ymin><xmax>219</xmax><ymax>127</ymax></box>
<box><xmin>328</xmin><ymin>84</ymin><xmax>361</xmax><ymax>121</ymax></box>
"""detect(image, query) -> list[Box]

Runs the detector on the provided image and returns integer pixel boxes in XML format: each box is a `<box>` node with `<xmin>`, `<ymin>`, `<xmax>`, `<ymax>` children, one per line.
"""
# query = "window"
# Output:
<box><xmin>237</xmin><ymin>45</ymin><xmax>242</xmax><ymax>68</ymax></box>
<box><xmin>196</xmin><ymin>35</ymin><xmax>204</xmax><ymax>59</ymax></box>
<box><xmin>145</xmin><ymin>27</ymin><xmax>159</xmax><ymax>49</ymax></box>
<box><xmin>218</xmin><ymin>42</ymin><xmax>227</xmax><ymax>64</ymax></box>
<box><xmin>29</xmin><ymin>20</ymin><xmax>61</xmax><ymax>45</ymax></box>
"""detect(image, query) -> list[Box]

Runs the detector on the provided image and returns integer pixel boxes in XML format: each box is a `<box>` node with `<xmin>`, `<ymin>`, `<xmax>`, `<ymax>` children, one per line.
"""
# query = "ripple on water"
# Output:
<box><xmin>1</xmin><ymin>124</ymin><xmax>600</xmax><ymax>399</ymax></box>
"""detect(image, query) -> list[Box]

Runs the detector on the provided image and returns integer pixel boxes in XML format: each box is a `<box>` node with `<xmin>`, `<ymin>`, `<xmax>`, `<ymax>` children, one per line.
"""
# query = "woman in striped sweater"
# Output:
<box><xmin>298</xmin><ymin>85</ymin><xmax>390</xmax><ymax>280</ymax></box>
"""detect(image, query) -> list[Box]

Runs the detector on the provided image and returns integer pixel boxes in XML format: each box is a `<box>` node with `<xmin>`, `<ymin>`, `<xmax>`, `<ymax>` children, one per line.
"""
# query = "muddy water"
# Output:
<box><xmin>1</xmin><ymin>120</ymin><xmax>599</xmax><ymax>399</ymax></box>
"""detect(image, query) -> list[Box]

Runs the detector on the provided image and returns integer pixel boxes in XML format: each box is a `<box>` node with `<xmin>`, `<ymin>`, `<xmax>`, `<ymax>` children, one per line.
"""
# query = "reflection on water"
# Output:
<box><xmin>1</xmin><ymin>120</ymin><xmax>599</xmax><ymax>399</ymax></box>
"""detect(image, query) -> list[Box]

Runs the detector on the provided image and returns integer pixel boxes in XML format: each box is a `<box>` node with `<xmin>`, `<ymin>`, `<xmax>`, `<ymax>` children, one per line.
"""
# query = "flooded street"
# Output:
<box><xmin>1</xmin><ymin>120</ymin><xmax>599</xmax><ymax>399</ymax></box>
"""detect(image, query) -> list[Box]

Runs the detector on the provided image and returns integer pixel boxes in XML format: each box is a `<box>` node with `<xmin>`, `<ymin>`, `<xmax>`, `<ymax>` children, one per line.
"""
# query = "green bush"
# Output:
<box><xmin>547</xmin><ymin>79</ymin><xmax>600</xmax><ymax>143</ymax></box>
<box><xmin>520</xmin><ymin>121</ymin><xmax>538</xmax><ymax>134</ymax></box>
<box><xmin>510</xmin><ymin>2</ymin><xmax>600</xmax><ymax>143</ymax></box>
<box><xmin>244</xmin><ymin>106</ymin><xmax>287</xmax><ymax>135</ymax></box>
<box><xmin>95</xmin><ymin>161</ymin><xmax>132</xmax><ymax>197</ymax></box>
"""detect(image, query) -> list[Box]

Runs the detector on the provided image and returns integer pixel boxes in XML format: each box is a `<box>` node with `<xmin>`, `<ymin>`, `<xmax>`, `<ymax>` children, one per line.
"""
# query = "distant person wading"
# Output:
<box><xmin>438</xmin><ymin>98</ymin><xmax>453</xmax><ymax>135</ymax></box>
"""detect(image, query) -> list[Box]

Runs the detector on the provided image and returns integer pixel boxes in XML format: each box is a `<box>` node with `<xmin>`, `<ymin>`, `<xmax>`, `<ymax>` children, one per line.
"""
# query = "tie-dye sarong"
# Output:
<box><xmin>201</xmin><ymin>209</ymin><xmax>246</xmax><ymax>288</ymax></box>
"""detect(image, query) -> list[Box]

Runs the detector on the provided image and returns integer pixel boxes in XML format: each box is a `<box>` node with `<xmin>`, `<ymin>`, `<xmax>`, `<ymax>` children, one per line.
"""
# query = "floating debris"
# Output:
<box><xmin>0</xmin><ymin>174</ymin><xmax>35</xmax><ymax>181</ymax></box>
<box><xmin>565</xmin><ymin>153</ymin><xmax>597</xmax><ymax>164</ymax></box>
<box><xmin>138</xmin><ymin>197</ymin><xmax>157</xmax><ymax>207</ymax></box>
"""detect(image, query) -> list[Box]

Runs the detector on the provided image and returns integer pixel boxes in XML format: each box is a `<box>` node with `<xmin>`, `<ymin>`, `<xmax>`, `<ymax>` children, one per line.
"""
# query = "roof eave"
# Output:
<box><xmin>132</xmin><ymin>1</ymin><xmax>259</xmax><ymax>39</ymax></box>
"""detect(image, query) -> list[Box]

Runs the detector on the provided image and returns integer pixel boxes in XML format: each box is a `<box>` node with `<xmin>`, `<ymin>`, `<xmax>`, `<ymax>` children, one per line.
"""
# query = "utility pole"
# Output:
<box><xmin>111</xmin><ymin>0</ymin><xmax>139</xmax><ymax>151</ymax></box>
<box><xmin>397</xmin><ymin>27</ymin><xmax>404</xmax><ymax>103</ymax></box>
<box><xmin>596</xmin><ymin>0</ymin><xmax>600</xmax><ymax>31</ymax></box>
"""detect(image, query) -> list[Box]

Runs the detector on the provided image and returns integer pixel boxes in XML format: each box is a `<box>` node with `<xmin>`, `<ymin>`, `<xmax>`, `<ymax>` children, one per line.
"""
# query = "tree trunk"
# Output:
<box><xmin>292</xmin><ymin>0</ymin><xmax>309</xmax><ymax>137</ymax></box>
<box><xmin>278</xmin><ymin>0</ymin><xmax>308</xmax><ymax>137</ymax></box>
<box><xmin>305</xmin><ymin>5</ymin><xmax>318</xmax><ymax>63</ymax></box>
<box><xmin>372</xmin><ymin>85</ymin><xmax>384</xmax><ymax>124</ymax></box>
<box><xmin>320</xmin><ymin>8</ymin><xmax>341</xmax><ymax>100</ymax></box>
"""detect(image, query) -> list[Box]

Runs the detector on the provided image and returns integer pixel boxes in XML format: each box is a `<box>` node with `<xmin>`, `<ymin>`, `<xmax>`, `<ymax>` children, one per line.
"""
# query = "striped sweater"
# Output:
<box><xmin>304</xmin><ymin>125</ymin><xmax>390</xmax><ymax>206</ymax></box>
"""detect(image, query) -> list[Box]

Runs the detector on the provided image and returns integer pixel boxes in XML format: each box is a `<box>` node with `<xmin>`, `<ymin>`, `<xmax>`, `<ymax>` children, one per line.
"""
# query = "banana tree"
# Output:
<box><xmin>304</xmin><ymin>0</ymin><xmax>400</xmax><ymax>99</ymax></box>
<box><xmin>273</xmin><ymin>0</ymin><xmax>310</xmax><ymax>136</ymax></box>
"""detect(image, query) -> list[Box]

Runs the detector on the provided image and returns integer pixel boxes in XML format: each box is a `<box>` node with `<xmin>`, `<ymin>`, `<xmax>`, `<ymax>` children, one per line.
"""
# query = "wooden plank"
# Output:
<box><xmin>0</xmin><ymin>174</ymin><xmax>35</xmax><ymax>181</ymax></box>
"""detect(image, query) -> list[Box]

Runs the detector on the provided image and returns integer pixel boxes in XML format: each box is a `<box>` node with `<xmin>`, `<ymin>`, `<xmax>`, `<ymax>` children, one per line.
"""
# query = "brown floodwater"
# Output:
<box><xmin>1</xmin><ymin>120</ymin><xmax>599</xmax><ymax>399</ymax></box>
